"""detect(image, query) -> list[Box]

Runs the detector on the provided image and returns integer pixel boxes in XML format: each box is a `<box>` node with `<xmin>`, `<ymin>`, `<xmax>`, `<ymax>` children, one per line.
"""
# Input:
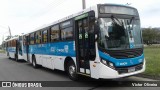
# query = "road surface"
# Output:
<box><xmin>0</xmin><ymin>53</ymin><xmax>159</xmax><ymax>90</ymax></box>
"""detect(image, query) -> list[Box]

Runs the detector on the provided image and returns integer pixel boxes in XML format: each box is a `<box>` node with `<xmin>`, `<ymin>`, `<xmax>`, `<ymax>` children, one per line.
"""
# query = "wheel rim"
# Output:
<box><xmin>33</xmin><ymin>58</ymin><xmax>35</xmax><ymax>67</ymax></box>
<box><xmin>69</xmin><ymin>65</ymin><xmax>75</xmax><ymax>77</ymax></box>
<box><xmin>16</xmin><ymin>55</ymin><xmax>18</xmax><ymax>61</ymax></box>
<box><xmin>33</xmin><ymin>61</ymin><xmax>35</xmax><ymax>66</ymax></box>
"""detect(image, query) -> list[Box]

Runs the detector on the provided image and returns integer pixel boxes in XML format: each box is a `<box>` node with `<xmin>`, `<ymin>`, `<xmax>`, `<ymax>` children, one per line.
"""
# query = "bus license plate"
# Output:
<box><xmin>128</xmin><ymin>67</ymin><xmax>135</xmax><ymax>73</ymax></box>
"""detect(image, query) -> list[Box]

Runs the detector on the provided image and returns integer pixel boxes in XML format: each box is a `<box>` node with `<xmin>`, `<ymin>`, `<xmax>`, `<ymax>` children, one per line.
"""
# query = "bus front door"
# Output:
<box><xmin>75</xmin><ymin>15</ymin><xmax>96</xmax><ymax>75</ymax></box>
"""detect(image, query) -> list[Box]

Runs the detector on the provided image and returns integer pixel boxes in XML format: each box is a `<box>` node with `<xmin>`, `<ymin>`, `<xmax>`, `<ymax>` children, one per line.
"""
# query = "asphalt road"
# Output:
<box><xmin>0</xmin><ymin>53</ymin><xmax>159</xmax><ymax>90</ymax></box>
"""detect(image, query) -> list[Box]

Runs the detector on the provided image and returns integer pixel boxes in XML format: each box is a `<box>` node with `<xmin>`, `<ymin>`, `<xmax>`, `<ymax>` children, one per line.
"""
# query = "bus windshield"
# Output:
<box><xmin>98</xmin><ymin>17</ymin><xmax>143</xmax><ymax>50</ymax></box>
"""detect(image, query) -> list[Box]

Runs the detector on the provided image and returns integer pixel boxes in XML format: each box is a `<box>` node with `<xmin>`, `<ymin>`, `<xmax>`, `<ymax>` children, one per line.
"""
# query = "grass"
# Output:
<box><xmin>143</xmin><ymin>46</ymin><xmax>160</xmax><ymax>77</ymax></box>
<box><xmin>0</xmin><ymin>50</ymin><xmax>5</xmax><ymax>53</ymax></box>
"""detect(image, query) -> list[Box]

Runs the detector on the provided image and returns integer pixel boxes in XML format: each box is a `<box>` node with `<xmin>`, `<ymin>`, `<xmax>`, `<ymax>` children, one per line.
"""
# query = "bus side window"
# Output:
<box><xmin>11</xmin><ymin>40</ymin><xmax>12</xmax><ymax>47</ymax></box>
<box><xmin>61</xmin><ymin>27</ymin><xmax>73</xmax><ymax>40</ymax></box>
<box><xmin>9</xmin><ymin>41</ymin><xmax>11</xmax><ymax>47</ymax></box>
<box><xmin>30</xmin><ymin>33</ymin><xmax>35</xmax><ymax>45</ymax></box>
<box><xmin>35</xmin><ymin>31</ymin><xmax>41</xmax><ymax>44</ymax></box>
<box><xmin>42</xmin><ymin>30</ymin><xmax>48</xmax><ymax>43</ymax></box>
<box><xmin>8</xmin><ymin>42</ymin><xmax>9</xmax><ymax>47</ymax></box>
<box><xmin>8</xmin><ymin>41</ymin><xmax>10</xmax><ymax>47</ymax></box>
<box><xmin>23</xmin><ymin>36</ymin><xmax>25</xmax><ymax>45</ymax></box>
<box><xmin>13</xmin><ymin>39</ymin><xmax>16</xmax><ymax>47</ymax></box>
<box><xmin>51</xmin><ymin>25</ymin><xmax>60</xmax><ymax>42</ymax></box>
<box><xmin>60</xmin><ymin>20</ymin><xmax>73</xmax><ymax>41</ymax></box>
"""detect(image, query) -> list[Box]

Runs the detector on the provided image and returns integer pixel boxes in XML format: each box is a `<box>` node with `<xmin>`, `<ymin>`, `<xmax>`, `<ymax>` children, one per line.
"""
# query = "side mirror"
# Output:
<box><xmin>94</xmin><ymin>21</ymin><xmax>99</xmax><ymax>41</ymax></box>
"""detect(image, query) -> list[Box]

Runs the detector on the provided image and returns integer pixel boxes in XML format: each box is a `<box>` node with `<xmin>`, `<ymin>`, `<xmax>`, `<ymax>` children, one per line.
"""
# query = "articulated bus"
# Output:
<box><xmin>4</xmin><ymin>36</ymin><xmax>23</xmax><ymax>61</ymax></box>
<box><xmin>15</xmin><ymin>4</ymin><xmax>145</xmax><ymax>80</ymax></box>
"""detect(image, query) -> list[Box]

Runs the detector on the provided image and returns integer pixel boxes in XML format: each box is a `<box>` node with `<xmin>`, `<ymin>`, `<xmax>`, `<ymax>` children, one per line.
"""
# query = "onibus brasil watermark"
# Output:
<box><xmin>1</xmin><ymin>82</ymin><xmax>42</xmax><ymax>87</ymax></box>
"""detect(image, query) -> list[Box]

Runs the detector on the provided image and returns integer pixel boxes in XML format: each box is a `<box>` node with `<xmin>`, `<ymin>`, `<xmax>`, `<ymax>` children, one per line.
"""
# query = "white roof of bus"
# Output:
<box><xmin>24</xmin><ymin>3</ymin><xmax>136</xmax><ymax>35</ymax></box>
<box><xmin>4</xmin><ymin>36</ymin><xmax>19</xmax><ymax>42</ymax></box>
<box><xmin>24</xmin><ymin>5</ymin><xmax>97</xmax><ymax>35</ymax></box>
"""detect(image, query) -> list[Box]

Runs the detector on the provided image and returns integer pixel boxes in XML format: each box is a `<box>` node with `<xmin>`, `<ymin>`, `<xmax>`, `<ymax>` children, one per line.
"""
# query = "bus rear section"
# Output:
<box><xmin>4</xmin><ymin>36</ymin><xmax>24</xmax><ymax>61</ymax></box>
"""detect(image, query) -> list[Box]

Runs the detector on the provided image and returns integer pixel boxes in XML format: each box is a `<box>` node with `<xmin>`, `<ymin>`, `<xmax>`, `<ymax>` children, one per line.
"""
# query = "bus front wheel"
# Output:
<box><xmin>67</xmin><ymin>61</ymin><xmax>78</xmax><ymax>81</ymax></box>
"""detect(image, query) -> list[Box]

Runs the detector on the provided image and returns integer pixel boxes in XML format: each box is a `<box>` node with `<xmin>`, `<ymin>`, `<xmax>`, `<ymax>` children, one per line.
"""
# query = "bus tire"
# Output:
<box><xmin>8</xmin><ymin>53</ymin><xmax>11</xmax><ymax>59</ymax></box>
<box><xmin>67</xmin><ymin>61</ymin><xmax>78</xmax><ymax>81</ymax></box>
<box><xmin>32</xmin><ymin>55</ymin><xmax>38</xmax><ymax>68</ymax></box>
<box><xmin>15</xmin><ymin>54</ymin><xmax>18</xmax><ymax>62</ymax></box>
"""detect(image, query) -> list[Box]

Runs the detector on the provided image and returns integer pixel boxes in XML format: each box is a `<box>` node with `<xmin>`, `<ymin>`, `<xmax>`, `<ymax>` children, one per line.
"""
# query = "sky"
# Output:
<box><xmin>0</xmin><ymin>0</ymin><xmax>160</xmax><ymax>44</ymax></box>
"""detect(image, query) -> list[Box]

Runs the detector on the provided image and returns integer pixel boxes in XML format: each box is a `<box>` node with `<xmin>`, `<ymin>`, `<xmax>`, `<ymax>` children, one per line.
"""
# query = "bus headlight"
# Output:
<box><xmin>101</xmin><ymin>58</ymin><xmax>115</xmax><ymax>69</ymax></box>
<box><xmin>101</xmin><ymin>59</ymin><xmax>107</xmax><ymax>64</ymax></box>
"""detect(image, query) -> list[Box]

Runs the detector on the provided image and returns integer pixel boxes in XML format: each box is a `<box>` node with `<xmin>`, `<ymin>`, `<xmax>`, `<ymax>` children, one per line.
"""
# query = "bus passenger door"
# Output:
<box><xmin>18</xmin><ymin>36</ymin><xmax>23</xmax><ymax>56</ymax></box>
<box><xmin>26</xmin><ymin>36</ymin><xmax>30</xmax><ymax>62</ymax></box>
<box><xmin>15</xmin><ymin>40</ymin><xmax>19</xmax><ymax>58</ymax></box>
<box><xmin>75</xmin><ymin>12</ymin><xmax>96</xmax><ymax>75</ymax></box>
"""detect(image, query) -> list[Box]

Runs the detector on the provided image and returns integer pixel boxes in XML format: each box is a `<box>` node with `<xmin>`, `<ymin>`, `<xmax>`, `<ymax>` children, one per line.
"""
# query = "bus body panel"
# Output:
<box><xmin>4</xmin><ymin>36</ymin><xmax>24</xmax><ymax>61</ymax></box>
<box><xmin>99</xmin><ymin>50</ymin><xmax>144</xmax><ymax>67</ymax></box>
<box><xmin>7</xmin><ymin>47</ymin><xmax>16</xmax><ymax>59</ymax></box>
<box><xmin>98</xmin><ymin>59</ymin><xmax>145</xmax><ymax>79</ymax></box>
<box><xmin>24</xmin><ymin>41</ymin><xmax>77</xmax><ymax>71</ymax></box>
<box><xmin>3</xmin><ymin>4</ymin><xmax>145</xmax><ymax>80</ymax></box>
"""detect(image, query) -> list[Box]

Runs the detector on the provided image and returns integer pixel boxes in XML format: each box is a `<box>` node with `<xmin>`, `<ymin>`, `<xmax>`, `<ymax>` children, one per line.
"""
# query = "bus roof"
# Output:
<box><xmin>4</xmin><ymin>36</ymin><xmax>19</xmax><ymax>42</ymax></box>
<box><xmin>24</xmin><ymin>3</ymin><xmax>137</xmax><ymax>35</ymax></box>
<box><xmin>24</xmin><ymin>5</ymin><xmax>98</xmax><ymax>35</ymax></box>
<box><xmin>102</xmin><ymin>3</ymin><xmax>137</xmax><ymax>10</ymax></box>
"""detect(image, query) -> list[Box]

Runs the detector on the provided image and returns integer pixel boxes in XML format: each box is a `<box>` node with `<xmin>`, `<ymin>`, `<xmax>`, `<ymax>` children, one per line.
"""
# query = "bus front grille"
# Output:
<box><xmin>116</xmin><ymin>63</ymin><xmax>143</xmax><ymax>74</ymax></box>
<box><xmin>106</xmin><ymin>48</ymin><xmax>143</xmax><ymax>59</ymax></box>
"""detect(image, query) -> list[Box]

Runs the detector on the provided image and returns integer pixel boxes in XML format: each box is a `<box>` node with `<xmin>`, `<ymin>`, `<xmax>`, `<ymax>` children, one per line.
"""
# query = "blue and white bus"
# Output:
<box><xmin>4</xmin><ymin>36</ymin><xmax>23</xmax><ymax>61</ymax></box>
<box><xmin>22</xmin><ymin>4</ymin><xmax>145</xmax><ymax>80</ymax></box>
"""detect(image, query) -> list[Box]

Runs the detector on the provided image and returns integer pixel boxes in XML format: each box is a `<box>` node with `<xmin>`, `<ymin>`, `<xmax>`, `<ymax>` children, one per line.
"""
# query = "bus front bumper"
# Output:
<box><xmin>98</xmin><ymin>59</ymin><xmax>146</xmax><ymax>79</ymax></box>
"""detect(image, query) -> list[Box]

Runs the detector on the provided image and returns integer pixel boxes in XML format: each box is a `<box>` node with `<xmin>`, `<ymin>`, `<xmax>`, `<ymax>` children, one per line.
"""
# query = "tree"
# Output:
<box><xmin>142</xmin><ymin>28</ymin><xmax>160</xmax><ymax>45</ymax></box>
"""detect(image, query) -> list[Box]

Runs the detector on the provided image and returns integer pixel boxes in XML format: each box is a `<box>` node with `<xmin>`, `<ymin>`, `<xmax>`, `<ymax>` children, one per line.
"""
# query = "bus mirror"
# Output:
<box><xmin>94</xmin><ymin>21</ymin><xmax>99</xmax><ymax>41</ymax></box>
<box><xmin>94</xmin><ymin>20</ymin><xmax>99</xmax><ymax>33</ymax></box>
<box><xmin>95</xmin><ymin>34</ymin><xmax>98</xmax><ymax>41</ymax></box>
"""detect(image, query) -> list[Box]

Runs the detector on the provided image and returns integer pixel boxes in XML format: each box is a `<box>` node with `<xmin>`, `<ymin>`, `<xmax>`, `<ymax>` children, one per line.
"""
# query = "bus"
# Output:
<box><xmin>22</xmin><ymin>4</ymin><xmax>145</xmax><ymax>80</ymax></box>
<box><xmin>4</xmin><ymin>36</ymin><xmax>23</xmax><ymax>61</ymax></box>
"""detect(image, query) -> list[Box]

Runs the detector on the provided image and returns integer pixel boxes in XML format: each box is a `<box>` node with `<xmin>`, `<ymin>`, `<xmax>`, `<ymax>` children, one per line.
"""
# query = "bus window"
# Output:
<box><xmin>42</xmin><ymin>30</ymin><xmax>48</xmax><ymax>43</ymax></box>
<box><xmin>12</xmin><ymin>40</ymin><xmax>16</xmax><ymax>47</ymax></box>
<box><xmin>35</xmin><ymin>31</ymin><xmax>41</xmax><ymax>44</ymax></box>
<box><xmin>23</xmin><ymin>36</ymin><xmax>26</xmax><ymax>45</ymax></box>
<box><xmin>51</xmin><ymin>25</ymin><xmax>60</xmax><ymax>42</ymax></box>
<box><xmin>61</xmin><ymin>27</ymin><xmax>73</xmax><ymax>40</ymax></box>
<box><xmin>10</xmin><ymin>41</ymin><xmax>12</xmax><ymax>47</ymax></box>
<box><xmin>8</xmin><ymin>41</ymin><xmax>10</xmax><ymax>47</ymax></box>
<box><xmin>30</xmin><ymin>33</ymin><xmax>35</xmax><ymax>44</ymax></box>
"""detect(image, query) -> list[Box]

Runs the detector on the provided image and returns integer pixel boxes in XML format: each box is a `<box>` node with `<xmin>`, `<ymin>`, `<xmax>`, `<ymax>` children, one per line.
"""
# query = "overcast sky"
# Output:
<box><xmin>0</xmin><ymin>0</ymin><xmax>160</xmax><ymax>44</ymax></box>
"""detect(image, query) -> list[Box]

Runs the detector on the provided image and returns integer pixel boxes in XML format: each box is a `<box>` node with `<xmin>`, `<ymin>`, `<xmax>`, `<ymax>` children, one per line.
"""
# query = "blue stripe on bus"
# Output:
<box><xmin>23</xmin><ymin>41</ymin><xmax>76</xmax><ymax>57</ymax></box>
<box><xmin>7</xmin><ymin>47</ymin><xmax>16</xmax><ymax>53</ymax></box>
<box><xmin>99</xmin><ymin>50</ymin><xmax>144</xmax><ymax>67</ymax></box>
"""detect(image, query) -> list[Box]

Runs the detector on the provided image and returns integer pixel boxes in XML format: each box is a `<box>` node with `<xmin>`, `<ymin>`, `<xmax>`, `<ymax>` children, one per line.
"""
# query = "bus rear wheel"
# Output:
<box><xmin>15</xmin><ymin>54</ymin><xmax>18</xmax><ymax>62</ymax></box>
<box><xmin>8</xmin><ymin>53</ymin><xmax>11</xmax><ymax>59</ymax></box>
<box><xmin>32</xmin><ymin>56</ymin><xmax>39</xmax><ymax>68</ymax></box>
<box><xmin>67</xmin><ymin>61</ymin><xmax>78</xmax><ymax>81</ymax></box>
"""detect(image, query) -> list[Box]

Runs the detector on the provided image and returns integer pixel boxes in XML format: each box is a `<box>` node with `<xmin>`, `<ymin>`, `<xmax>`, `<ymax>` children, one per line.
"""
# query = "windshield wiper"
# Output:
<box><xmin>127</xmin><ymin>17</ymin><xmax>135</xmax><ymax>30</ymax></box>
<box><xmin>130</xmin><ymin>17</ymin><xmax>135</xmax><ymax>24</ymax></box>
<box><xmin>111</xmin><ymin>15</ymin><xmax>122</xmax><ymax>26</ymax></box>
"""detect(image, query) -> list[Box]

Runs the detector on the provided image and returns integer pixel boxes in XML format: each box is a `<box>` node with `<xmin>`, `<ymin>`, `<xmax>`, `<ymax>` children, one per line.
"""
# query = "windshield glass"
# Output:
<box><xmin>98</xmin><ymin>17</ymin><xmax>143</xmax><ymax>50</ymax></box>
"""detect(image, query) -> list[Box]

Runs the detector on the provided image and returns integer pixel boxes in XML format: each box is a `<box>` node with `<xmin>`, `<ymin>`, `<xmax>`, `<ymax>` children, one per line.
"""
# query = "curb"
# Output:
<box><xmin>136</xmin><ymin>74</ymin><xmax>160</xmax><ymax>80</ymax></box>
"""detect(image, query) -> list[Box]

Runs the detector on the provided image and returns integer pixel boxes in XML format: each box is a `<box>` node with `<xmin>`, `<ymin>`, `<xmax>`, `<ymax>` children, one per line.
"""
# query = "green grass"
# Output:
<box><xmin>0</xmin><ymin>50</ymin><xmax>5</xmax><ymax>53</ymax></box>
<box><xmin>143</xmin><ymin>46</ymin><xmax>160</xmax><ymax>77</ymax></box>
